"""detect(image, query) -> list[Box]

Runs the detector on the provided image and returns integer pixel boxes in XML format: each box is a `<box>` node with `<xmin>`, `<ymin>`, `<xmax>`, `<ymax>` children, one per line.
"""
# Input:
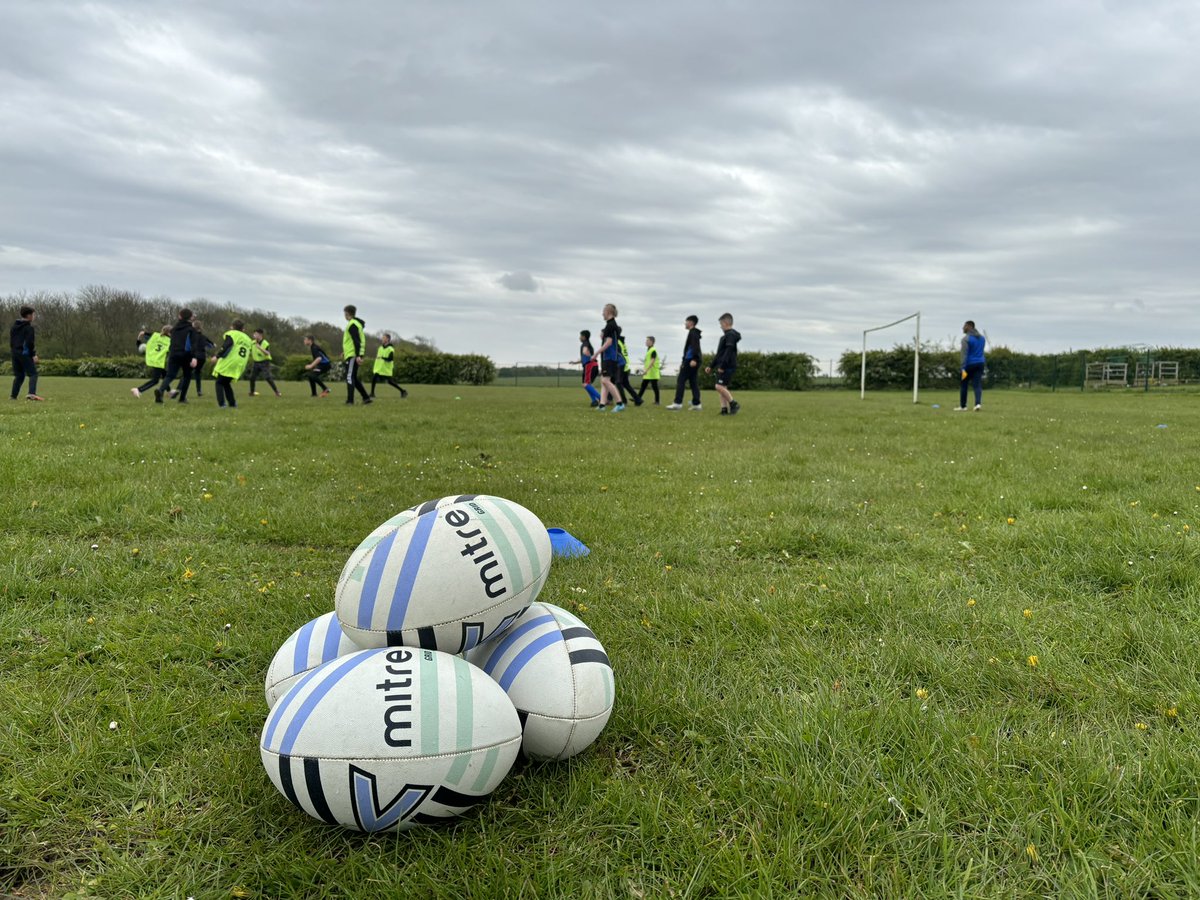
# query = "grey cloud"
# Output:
<box><xmin>498</xmin><ymin>271</ymin><xmax>539</xmax><ymax>292</ymax></box>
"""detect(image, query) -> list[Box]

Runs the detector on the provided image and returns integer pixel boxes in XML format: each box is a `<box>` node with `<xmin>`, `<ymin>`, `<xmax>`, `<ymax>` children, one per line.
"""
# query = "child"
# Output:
<box><xmin>617</xmin><ymin>335</ymin><xmax>641</xmax><ymax>406</ymax></box>
<box><xmin>955</xmin><ymin>320</ymin><xmax>986</xmax><ymax>411</ymax></box>
<box><xmin>9</xmin><ymin>304</ymin><xmax>42</xmax><ymax>401</ymax></box>
<box><xmin>303</xmin><ymin>336</ymin><xmax>332</xmax><ymax>397</ymax></box>
<box><xmin>190</xmin><ymin>319</ymin><xmax>215</xmax><ymax>398</ymax></box>
<box><xmin>249</xmin><ymin>329</ymin><xmax>282</xmax><ymax>397</ymax></box>
<box><xmin>210</xmin><ymin>319</ymin><xmax>253</xmax><ymax>408</ymax></box>
<box><xmin>370</xmin><ymin>333</ymin><xmax>409</xmax><ymax>398</ymax></box>
<box><xmin>156</xmin><ymin>308</ymin><xmax>198</xmax><ymax>404</ymax></box>
<box><xmin>705</xmin><ymin>313</ymin><xmax>741</xmax><ymax>415</ymax></box>
<box><xmin>132</xmin><ymin>326</ymin><xmax>171</xmax><ymax>398</ymax></box>
<box><xmin>595</xmin><ymin>304</ymin><xmax>624</xmax><ymax>412</ymax></box>
<box><xmin>637</xmin><ymin>336</ymin><xmax>661</xmax><ymax>405</ymax></box>
<box><xmin>579</xmin><ymin>330</ymin><xmax>601</xmax><ymax>407</ymax></box>
<box><xmin>666</xmin><ymin>315</ymin><xmax>702</xmax><ymax>410</ymax></box>
<box><xmin>342</xmin><ymin>304</ymin><xmax>372</xmax><ymax>405</ymax></box>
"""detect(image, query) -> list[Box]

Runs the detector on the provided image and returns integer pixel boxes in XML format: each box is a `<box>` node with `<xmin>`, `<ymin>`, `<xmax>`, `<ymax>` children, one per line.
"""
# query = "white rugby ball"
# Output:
<box><xmin>466</xmin><ymin>602</ymin><xmax>614</xmax><ymax>761</ymax></box>
<box><xmin>336</xmin><ymin>496</ymin><xmax>552</xmax><ymax>654</ymax></box>
<box><xmin>264</xmin><ymin>611</ymin><xmax>362</xmax><ymax>709</ymax></box>
<box><xmin>260</xmin><ymin>647</ymin><xmax>522</xmax><ymax>831</ymax></box>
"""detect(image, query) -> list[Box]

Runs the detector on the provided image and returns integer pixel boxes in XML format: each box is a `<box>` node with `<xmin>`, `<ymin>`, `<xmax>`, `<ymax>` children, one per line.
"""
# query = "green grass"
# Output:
<box><xmin>4</xmin><ymin>379</ymin><xmax>1200</xmax><ymax>898</ymax></box>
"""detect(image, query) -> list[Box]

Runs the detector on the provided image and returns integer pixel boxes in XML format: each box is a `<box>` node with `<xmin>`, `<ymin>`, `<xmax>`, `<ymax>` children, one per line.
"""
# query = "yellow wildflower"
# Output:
<box><xmin>1135</xmin><ymin>722</ymin><xmax>1148</xmax><ymax>731</ymax></box>
<box><xmin>1027</xmin><ymin>655</ymin><xmax>1039</xmax><ymax>667</ymax></box>
<box><xmin>915</xmin><ymin>688</ymin><xmax>929</xmax><ymax>700</ymax></box>
<box><xmin>1026</xmin><ymin>844</ymin><xmax>1039</xmax><ymax>863</ymax></box>
<box><xmin>967</xmin><ymin>598</ymin><xmax>976</xmax><ymax>607</ymax></box>
<box><xmin>1023</xmin><ymin>609</ymin><xmax>1033</xmax><ymax>619</ymax></box>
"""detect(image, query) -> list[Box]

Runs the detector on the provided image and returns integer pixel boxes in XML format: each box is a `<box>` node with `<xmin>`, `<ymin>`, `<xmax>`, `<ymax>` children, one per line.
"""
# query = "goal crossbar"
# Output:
<box><xmin>860</xmin><ymin>311</ymin><xmax>920</xmax><ymax>403</ymax></box>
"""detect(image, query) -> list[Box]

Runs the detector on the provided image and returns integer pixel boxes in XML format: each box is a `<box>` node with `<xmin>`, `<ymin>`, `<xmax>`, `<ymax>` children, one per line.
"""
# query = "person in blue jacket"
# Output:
<box><xmin>956</xmin><ymin>320</ymin><xmax>986</xmax><ymax>411</ymax></box>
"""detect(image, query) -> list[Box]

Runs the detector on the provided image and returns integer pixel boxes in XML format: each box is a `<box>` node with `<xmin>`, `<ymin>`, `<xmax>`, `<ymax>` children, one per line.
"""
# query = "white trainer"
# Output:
<box><xmin>688</xmin><ymin>404</ymin><xmax>702</xmax><ymax>411</ymax></box>
<box><xmin>665</xmin><ymin>403</ymin><xmax>683</xmax><ymax>410</ymax></box>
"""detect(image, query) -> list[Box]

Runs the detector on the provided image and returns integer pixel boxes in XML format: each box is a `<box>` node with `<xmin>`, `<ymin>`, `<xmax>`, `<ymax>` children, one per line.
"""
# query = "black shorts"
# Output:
<box><xmin>716</xmin><ymin>368</ymin><xmax>736</xmax><ymax>387</ymax></box>
<box><xmin>601</xmin><ymin>359</ymin><xmax>621</xmax><ymax>379</ymax></box>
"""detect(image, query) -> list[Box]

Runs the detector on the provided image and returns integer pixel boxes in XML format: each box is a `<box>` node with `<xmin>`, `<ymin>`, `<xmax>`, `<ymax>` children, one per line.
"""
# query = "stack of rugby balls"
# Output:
<box><xmin>259</xmin><ymin>494</ymin><xmax>615</xmax><ymax>832</ymax></box>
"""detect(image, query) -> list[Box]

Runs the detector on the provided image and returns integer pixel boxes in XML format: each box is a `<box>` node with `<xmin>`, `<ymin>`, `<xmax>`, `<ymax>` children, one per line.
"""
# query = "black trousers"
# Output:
<box><xmin>10</xmin><ymin>353</ymin><xmax>38</xmax><ymax>398</ymax></box>
<box><xmin>137</xmin><ymin>367</ymin><xmax>165</xmax><ymax>393</ymax></box>
<box><xmin>674</xmin><ymin>364</ymin><xmax>700</xmax><ymax>405</ymax></box>
<box><xmin>308</xmin><ymin>367</ymin><xmax>330</xmax><ymax>395</ymax></box>
<box><xmin>249</xmin><ymin>364</ymin><xmax>277</xmax><ymax>395</ymax></box>
<box><xmin>216</xmin><ymin>375</ymin><xmax>237</xmax><ymax>407</ymax></box>
<box><xmin>160</xmin><ymin>354</ymin><xmax>194</xmax><ymax>400</ymax></box>
<box><xmin>637</xmin><ymin>377</ymin><xmax>660</xmax><ymax>403</ymax></box>
<box><xmin>370</xmin><ymin>373</ymin><xmax>406</xmax><ymax>396</ymax></box>
<box><xmin>345</xmin><ymin>358</ymin><xmax>370</xmax><ymax>403</ymax></box>
<box><xmin>960</xmin><ymin>363</ymin><xmax>985</xmax><ymax>408</ymax></box>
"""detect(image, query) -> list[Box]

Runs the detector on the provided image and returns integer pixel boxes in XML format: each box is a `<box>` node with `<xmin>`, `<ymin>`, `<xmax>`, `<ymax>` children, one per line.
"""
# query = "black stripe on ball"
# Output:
<box><xmin>560</xmin><ymin>626</ymin><xmax>596</xmax><ymax>642</ymax></box>
<box><xmin>417</xmin><ymin>627</ymin><xmax>438</xmax><ymax>649</ymax></box>
<box><xmin>569</xmin><ymin>648</ymin><xmax>610</xmax><ymax>668</ymax></box>
<box><xmin>304</xmin><ymin>757</ymin><xmax>338</xmax><ymax>826</ymax></box>
<box><xmin>278</xmin><ymin>755</ymin><xmax>300</xmax><ymax>809</ymax></box>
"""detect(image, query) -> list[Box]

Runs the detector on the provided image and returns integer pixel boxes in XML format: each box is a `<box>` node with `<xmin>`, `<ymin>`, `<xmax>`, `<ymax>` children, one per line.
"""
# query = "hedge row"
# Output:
<box><xmin>692</xmin><ymin>351</ymin><xmax>816</xmax><ymax>391</ymax></box>
<box><xmin>11</xmin><ymin>352</ymin><xmax>497</xmax><ymax>386</ymax></box>
<box><xmin>839</xmin><ymin>345</ymin><xmax>1200</xmax><ymax>391</ymax></box>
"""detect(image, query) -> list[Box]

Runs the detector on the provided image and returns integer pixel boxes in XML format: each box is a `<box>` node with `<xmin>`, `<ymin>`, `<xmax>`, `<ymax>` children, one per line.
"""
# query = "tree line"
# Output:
<box><xmin>2</xmin><ymin>285</ymin><xmax>436</xmax><ymax>358</ymax></box>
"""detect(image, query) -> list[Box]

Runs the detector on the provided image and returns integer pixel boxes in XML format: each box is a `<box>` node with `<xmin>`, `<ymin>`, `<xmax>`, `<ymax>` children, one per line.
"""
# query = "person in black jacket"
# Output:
<box><xmin>189</xmin><ymin>319</ymin><xmax>216</xmax><ymax>398</ymax></box>
<box><xmin>10</xmin><ymin>305</ymin><xmax>43</xmax><ymax>401</ymax></box>
<box><xmin>706</xmin><ymin>312</ymin><xmax>742</xmax><ymax>415</ymax></box>
<box><xmin>156</xmin><ymin>308</ymin><xmax>199</xmax><ymax>404</ymax></box>
<box><xmin>303</xmin><ymin>336</ymin><xmax>332</xmax><ymax>397</ymax></box>
<box><xmin>666</xmin><ymin>315</ymin><xmax>702</xmax><ymax>410</ymax></box>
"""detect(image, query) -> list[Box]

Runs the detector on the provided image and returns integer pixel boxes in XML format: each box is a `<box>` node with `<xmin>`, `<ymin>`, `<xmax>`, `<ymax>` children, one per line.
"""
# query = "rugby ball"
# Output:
<box><xmin>264</xmin><ymin>611</ymin><xmax>362</xmax><ymax>709</ymax></box>
<box><xmin>466</xmin><ymin>602</ymin><xmax>614</xmax><ymax>761</ymax></box>
<box><xmin>336</xmin><ymin>496</ymin><xmax>552</xmax><ymax>654</ymax></box>
<box><xmin>260</xmin><ymin>647</ymin><xmax>522</xmax><ymax>831</ymax></box>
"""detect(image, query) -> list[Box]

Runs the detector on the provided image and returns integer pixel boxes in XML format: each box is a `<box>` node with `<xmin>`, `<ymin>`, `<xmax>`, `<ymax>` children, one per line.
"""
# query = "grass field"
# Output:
<box><xmin>4</xmin><ymin>379</ymin><xmax>1200</xmax><ymax>898</ymax></box>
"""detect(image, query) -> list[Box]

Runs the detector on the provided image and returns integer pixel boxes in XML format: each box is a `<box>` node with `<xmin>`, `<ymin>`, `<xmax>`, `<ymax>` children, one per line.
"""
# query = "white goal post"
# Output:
<box><xmin>860</xmin><ymin>312</ymin><xmax>920</xmax><ymax>403</ymax></box>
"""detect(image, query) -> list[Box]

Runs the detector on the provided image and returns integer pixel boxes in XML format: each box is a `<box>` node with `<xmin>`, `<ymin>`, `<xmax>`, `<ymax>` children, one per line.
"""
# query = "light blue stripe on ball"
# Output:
<box><xmin>358</xmin><ymin>529</ymin><xmax>398</xmax><ymax>629</ymax></box>
<box><xmin>497</xmin><ymin>631</ymin><xmax>563</xmax><ymax>692</ymax></box>
<box><xmin>480</xmin><ymin>613</ymin><xmax>555</xmax><ymax>676</ymax></box>
<box><xmin>275</xmin><ymin>652</ymin><xmax>376</xmax><ymax>754</ymax></box>
<box><xmin>292</xmin><ymin>616</ymin><xmax>319</xmax><ymax>674</ymax></box>
<box><xmin>386</xmin><ymin>510</ymin><xmax>439</xmax><ymax>631</ymax></box>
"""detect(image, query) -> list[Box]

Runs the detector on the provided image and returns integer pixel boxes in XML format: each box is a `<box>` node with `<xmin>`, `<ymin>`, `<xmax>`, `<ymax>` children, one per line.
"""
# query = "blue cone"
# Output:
<box><xmin>547</xmin><ymin>527</ymin><xmax>590</xmax><ymax>558</ymax></box>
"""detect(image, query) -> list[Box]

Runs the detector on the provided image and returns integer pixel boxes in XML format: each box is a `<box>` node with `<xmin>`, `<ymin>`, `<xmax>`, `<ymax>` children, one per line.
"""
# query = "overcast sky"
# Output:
<box><xmin>3</xmin><ymin>1</ymin><xmax>1198</xmax><ymax>364</ymax></box>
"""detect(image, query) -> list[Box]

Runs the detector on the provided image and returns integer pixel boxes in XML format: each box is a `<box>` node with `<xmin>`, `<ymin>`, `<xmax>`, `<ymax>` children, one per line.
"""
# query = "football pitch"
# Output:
<box><xmin>4</xmin><ymin>379</ymin><xmax>1200</xmax><ymax>898</ymax></box>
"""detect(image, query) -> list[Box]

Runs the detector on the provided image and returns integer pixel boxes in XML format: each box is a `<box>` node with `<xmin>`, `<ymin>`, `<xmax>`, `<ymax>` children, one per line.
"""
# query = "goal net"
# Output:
<box><xmin>860</xmin><ymin>312</ymin><xmax>921</xmax><ymax>403</ymax></box>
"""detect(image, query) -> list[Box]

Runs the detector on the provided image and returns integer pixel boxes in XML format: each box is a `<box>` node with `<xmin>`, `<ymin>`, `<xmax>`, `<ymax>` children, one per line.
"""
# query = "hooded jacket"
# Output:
<box><xmin>682</xmin><ymin>327</ymin><xmax>702</xmax><ymax>365</ymax></box>
<box><xmin>10</xmin><ymin>319</ymin><xmax>35</xmax><ymax>356</ymax></box>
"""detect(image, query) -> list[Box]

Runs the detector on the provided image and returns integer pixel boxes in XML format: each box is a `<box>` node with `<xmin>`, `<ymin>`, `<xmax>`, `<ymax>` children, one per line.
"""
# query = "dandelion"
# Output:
<box><xmin>967</xmin><ymin>598</ymin><xmax>976</xmax><ymax>607</ymax></box>
<box><xmin>183</xmin><ymin>568</ymin><xmax>195</xmax><ymax>580</ymax></box>
<box><xmin>1185</xmin><ymin>524</ymin><xmax>1192</xmax><ymax>532</ymax></box>
<box><xmin>260</xmin><ymin>518</ymin><xmax>268</xmax><ymax>525</ymax></box>
<box><xmin>1007</xmin><ymin>517</ymin><xmax>1015</xmax><ymax>525</ymax></box>
<box><xmin>577</xmin><ymin>603</ymin><xmax>588</xmax><ymax>612</ymax></box>
<box><xmin>641</xmin><ymin>617</ymin><xmax>653</xmax><ymax>629</ymax></box>
<box><xmin>79</xmin><ymin>423</ymin><xmax>87</xmax><ymax>429</ymax></box>
<box><xmin>1135</xmin><ymin>722</ymin><xmax>1148</xmax><ymax>731</ymax></box>
<box><xmin>988</xmin><ymin>657</ymin><xmax>998</xmax><ymax>664</ymax></box>
<box><xmin>1166</xmin><ymin>707</ymin><xmax>1178</xmax><ymax>718</ymax></box>
<box><xmin>1028</xmin><ymin>655</ymin><xmax>1039</xmax><ymax>667</ymax></box>
<box><xmin>1026</xmin><ymin>843</ymin><xmax>1039</xmax><ymax>863</ymax></box>
<box><xmin>1023</xmin><ymin>609</ymin><xmax>1033</xmax><ymax>619</ymax></box>
<box><xmin>131</xmin><ymin>548</ymin><xmax>139</xmax><ymax>556</ymax></box>
<box><xmin>203</xmin><ymin>493</ymin><xmax>213</xmax><ymax>501</ymax></box>
<box><xmin>915</xmin><ymin>688</ymin><xmax>929</xmax><ymax>700</ymax></box>
<box><xmin>664</xmin><ymin>565</ymin><xmax>673</xmax><ymax>571</ymax></box>
<box><xmin>86</xmin><ymin>616</ymin><xmax>95</xmax><ymax>624</ymax></box>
